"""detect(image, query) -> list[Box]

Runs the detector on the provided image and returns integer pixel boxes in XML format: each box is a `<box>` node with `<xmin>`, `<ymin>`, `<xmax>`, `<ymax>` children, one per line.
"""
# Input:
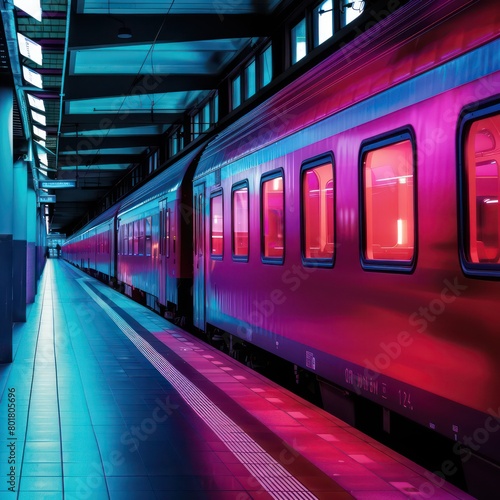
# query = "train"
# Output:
<box><xmin>63</xmin><ymin>0</ymin><xmax>500</xmax><ymax>495</ymax></box>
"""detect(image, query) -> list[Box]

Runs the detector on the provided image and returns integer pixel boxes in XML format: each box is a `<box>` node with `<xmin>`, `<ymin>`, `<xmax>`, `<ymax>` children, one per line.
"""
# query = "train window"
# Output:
<box><xmin>129</xmin><ymin>223</ymin><xmax>134</xmax><ymax>255</ymax></box>
<box><xmin>211</xmin><ymin>191</ymin><xmax>224</xmax><ymax>258</ymax></box>
<box><xmin>232</xmin><ymin>182</ymin><xmax>249</xmax><ymax>260</ymax></box>
<box><xmin>133</xmin><ymin>220</ymin><xmax>139</xmax><ymax>255</ymax></box>
<box><xmin>159</xmin><ymin>206</ymin><xmax>169</xmax><ymax>257</ymax></box>
<box><xmin>123</xmin><ymin>223</ymin><xmax>128</xmax><ymax>256</ymax></box>
<box><xmin>127</xmin><ymin>223</ymin><xmax>133</xmax><ymax>255</ymax></box>
<box><xmin>302</xmin><ymin>156</ymin><xmax>335</xmax><ymax>265</ymax></box>
<box><xmin>138</xmin><ymin>219</ymin><xmax>145</xmax><ymax>256</ymax></box>
<box><xmin>361</xmin><ymin>130</ymin><xmax>416</xmax><ymax>271</ymax></box>
<box><xmin>261</xmin><ymin>171</ymin><xmax>284</xmax><ymax>263</ymax></box>
<box><xmin>145</xmin><ymin>216</ymin><xmax>152</xmax><ymax>257</ymax></box>
<box><xmin>291</xmin><ymin>18</ymin><xmax>307</xmax><ymax>64</ymax></box>
<box><xmin>166</xmin><ymin>213</ymin><xmax>170</xmax><ymax>257</ymax></box>
<box><xmin>459</xmin><ymin>105</ymin><xmax>500</xmax><ymax>275</ymax></box>
<box><xmin>166</xmin><ymin>208</ymin><xmax>170</xmax><ymax>258</ymax></box>
<box><xmin>159</xmin><ymin>209</ymin><xmax>164</xmax><ymax>255</ymax></box>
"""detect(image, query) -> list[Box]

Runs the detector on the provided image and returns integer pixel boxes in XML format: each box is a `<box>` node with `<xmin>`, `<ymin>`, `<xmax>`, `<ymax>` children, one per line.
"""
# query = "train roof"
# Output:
<box><xmin>66</xmin><ymin>144</ymin><xmax>204</xmax><ymax>240</ymax></box>
<box><xmin>118</xmin><ymin>144</ymin><xmax>204</xmax><ymax>217</ymax></box>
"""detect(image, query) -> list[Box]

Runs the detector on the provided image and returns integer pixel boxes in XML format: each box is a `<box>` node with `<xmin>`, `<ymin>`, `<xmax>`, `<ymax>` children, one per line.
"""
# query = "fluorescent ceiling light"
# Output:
<box><xmin>117</xmin><ymin>26</ymin><xmax>132</xmax><ymax>39</ymax></box>
<box><xmin>31</xmin><ymin>110</ymin><xmax>46</xmax><ymax>125</ymax></box>
<box><xmin>14</xmin><ymin>0</ymin><xmax>42</xmax><ymax>22</ymax></box>
<box><xmin>17</xmin><ymin>32</ymin><xmax>43</xmax><ymax>65</ymax></box>
<box><xmin>35</xmin><ymin>139</ymin><xmax>46</xmax><ymax>148</ymax></box>
<box><xmin>27</xmin><ymin>94</ymin><xmax>45</xmax><ymax>111</ymax></box>
<box><xmin>33</xmin><ymin>125</ymin><xmax>46</xmax><ymax>140</ymax></box>
<box><xmin>22</xmin><ymin>66</ymin><xmax>43</xmax><ymax>89</ymax></box>
<box><xmin>38</xmin><ymin>153</ymin><xmax>48</xmax><ymax>165</ymax></box>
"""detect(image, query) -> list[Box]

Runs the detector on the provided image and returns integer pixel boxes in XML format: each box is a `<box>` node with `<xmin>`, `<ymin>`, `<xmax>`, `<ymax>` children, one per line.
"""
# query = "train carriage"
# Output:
<box><xmin>64</xmin><ymin>145</ymin><xmax>203</xmax><ymax>321</ymax></box>
<box><xmin>63</xmin><ymin>208</ymin><xmax>117</xmax><ymax>282</ymax></box>
<box><xmin>115</xmin><ymin>145</ymin><xmax>203</xmax><ymax>317</ymax></box>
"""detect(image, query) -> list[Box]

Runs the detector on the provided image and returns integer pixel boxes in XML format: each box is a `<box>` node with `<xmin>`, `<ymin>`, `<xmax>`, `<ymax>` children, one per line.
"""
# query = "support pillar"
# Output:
<box><xmin>26</xmin><ymin>186</ymin><xmax>37</xmax><ymax>303</ymax></box>
<box><xmin>0</xmin><ymin>85</ymin><xmax>14</xmax><ymax>363</ymax></box>
<box><xmin>13</xmin><ymin>158</ymin><xmax>28</xmax><ymax>322</ymax></box>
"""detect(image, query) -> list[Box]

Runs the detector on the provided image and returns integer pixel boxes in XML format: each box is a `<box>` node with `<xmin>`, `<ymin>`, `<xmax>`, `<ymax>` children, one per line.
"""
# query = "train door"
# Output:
<box><xmin>193</xmin><ymin>183</ymin><xmax>205</xmax><ymax>330</ymax></box>
<box><xmin>111</xmin><ymin>217</ymin><xmax>118</xmax><ymax>280</ymax></box>
<box><xmin>158</xmin><ymin>199</ymin><xmax>168</xmax><ymax>307</ymax></box>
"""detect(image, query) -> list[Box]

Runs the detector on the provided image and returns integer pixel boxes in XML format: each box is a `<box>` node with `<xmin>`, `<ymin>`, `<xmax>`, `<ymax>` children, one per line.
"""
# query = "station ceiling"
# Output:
<box><xmin>6</xmin><ymin>0</ymin><xmax>290</xmax><ymax>235</ymax></box>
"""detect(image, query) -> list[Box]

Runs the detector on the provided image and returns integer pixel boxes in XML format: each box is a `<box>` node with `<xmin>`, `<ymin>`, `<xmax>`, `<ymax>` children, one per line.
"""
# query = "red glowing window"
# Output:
<box><xmin>302</xmin><ymin>160</ymin><xmax>334</xmax><ymax>261</ymax></box>
<box><xmin>232</xmin><ymin>183</ymin><xmax>249</xmax><ymax>259</ymax></box>
<box><xmin>362</xmin><ymin>137</ymin><xmax>415</xmax><ymax>262</ymax></box>
<box><xmin>262</xmin><ymin>173</ymin><xmax>284</xmax><ymax>261</ymax></box>
<box><xmin>211</xmin><ymin>192</ymin><xmax>223</xmax><ymax>257</ymax></box>
<box><xmin>464</xmin><ymin>114</ymin><xmax>500</xmax><ymax>264</ymax></box>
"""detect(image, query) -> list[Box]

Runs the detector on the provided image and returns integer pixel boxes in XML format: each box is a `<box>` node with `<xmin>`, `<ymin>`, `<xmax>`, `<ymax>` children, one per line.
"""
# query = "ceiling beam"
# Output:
<box><xmin>60</xmin><ymin>111</ymin><xmax>183</xmax><ymax>127</ymax></box>
<box><xmin>59</xmin><ymin>134</ymin><xmax>161</xmax><ymax>150</ymax></box>
<box><xmin>63</xmin><ymin>74</ymin><xmax>218</xmax><ymax>99</ymax></box>
<box><xmin>68</xmin><ymin>14</ymin><xmax>271</xmax><ymax>49</ymax></box>
<box><xmin>58</xmin><ymin>153</ymin><xmax>145</xmax><ymax>165</ymax></box>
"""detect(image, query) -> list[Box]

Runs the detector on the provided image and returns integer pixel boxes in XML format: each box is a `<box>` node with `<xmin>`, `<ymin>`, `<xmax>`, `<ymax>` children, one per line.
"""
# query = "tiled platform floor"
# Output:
<box><xmin>0</xmin><ymin>259</ymin><xmax>476</xmax><ymax>499</ymax></box>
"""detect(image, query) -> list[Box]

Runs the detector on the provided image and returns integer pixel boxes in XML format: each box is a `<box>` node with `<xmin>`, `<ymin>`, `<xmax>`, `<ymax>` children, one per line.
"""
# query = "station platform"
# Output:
<box><xmin>0</xmin><ymin>259</ymin><xmax>476</xmax><ymax>500</ymax></box>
